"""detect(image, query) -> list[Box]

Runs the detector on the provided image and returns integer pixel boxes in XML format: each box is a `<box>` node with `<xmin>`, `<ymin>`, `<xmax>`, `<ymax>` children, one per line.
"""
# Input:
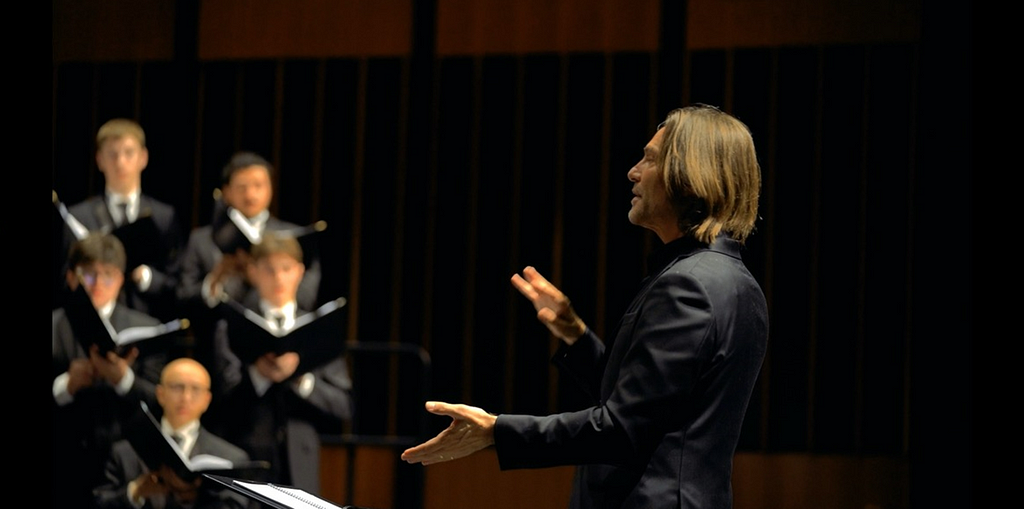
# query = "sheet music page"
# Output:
<box><xmin>234</xmin><ymin>480</ymin><xmax>345</xmax><ymax>509</ymax></box>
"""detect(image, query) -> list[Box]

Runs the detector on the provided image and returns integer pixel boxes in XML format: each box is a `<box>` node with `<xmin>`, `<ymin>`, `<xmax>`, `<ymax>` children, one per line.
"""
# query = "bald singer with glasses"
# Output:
<box><xmin>93</xmin><ymin>357</ymin><xmax>251</xmax><ymax>509</ymax></box>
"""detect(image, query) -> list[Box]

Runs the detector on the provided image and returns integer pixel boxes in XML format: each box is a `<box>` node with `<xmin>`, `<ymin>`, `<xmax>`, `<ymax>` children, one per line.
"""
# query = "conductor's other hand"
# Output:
<box><xmin>401</xmin><ymin>401</ymin><xmax>497</xmax><ymax>465</ymax></box>
<box><xmin>511</xmin><ymin>266</ymin><xmax>587</xmax><ymax>345</ymax></box>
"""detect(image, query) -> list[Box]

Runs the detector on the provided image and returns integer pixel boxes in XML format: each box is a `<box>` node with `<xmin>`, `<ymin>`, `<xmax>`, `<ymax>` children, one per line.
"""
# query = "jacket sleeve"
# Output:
<box><xmin>495</xmin><ymin>270</ymin><xmax>714</xmax><ymax>469</ymax></box>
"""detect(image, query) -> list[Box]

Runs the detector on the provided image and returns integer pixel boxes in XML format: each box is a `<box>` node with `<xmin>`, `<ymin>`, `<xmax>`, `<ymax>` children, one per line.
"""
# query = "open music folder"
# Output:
<box><xmin>63</xmin><ymin>282</ymin><xmax>189</xmax><ymax>357</ymax></box>
<box><xmin>221</xmin><ymin>296</ymin><xmax>348</xmax><ymax>375</ymax></box>
<box><xmin>53</xmin><ymin>190</ymin><xmax>172</xmax><ymax>271</ymax></box>
<box><xmin>209</xmin><ymin>197</ymin><xmax>327</xmax><ymax>269</ymax></box>
<box><xmin>203</xmin><ymin>474</ymin><xmax>370</xmax><ymax>509</ymax></box>
<box><xmin>128</xmin><ymin>402</ymin><xmax>271</xmax><ymax>483</ymax></box>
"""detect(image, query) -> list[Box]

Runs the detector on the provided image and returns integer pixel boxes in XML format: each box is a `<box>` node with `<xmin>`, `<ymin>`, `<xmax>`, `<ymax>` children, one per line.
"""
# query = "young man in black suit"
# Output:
<box><xmin>52</xmin><ymin>233</ymin><xmax>173</xmax><ymax>509</ymax></box>
<box><xmin>177</xmin><ymin>152</ymin><xmax>323</xmax><ymax>369</ymax></box>
<box><xmin>206</xmin><ymin>232</ymin><xmax>350</xmax><ymax>496</ymax></box>
<box><xmin>177</xmin><ymin>151</ymin><xmax>322</xmax><ymax>312</ymax></box>
<box><xmin>402</xmin><ymin>105</ymin><xmax>770</xmax><ymax>509</ymax></box>
<box><xmin>56</xmin><ymin>118</ymin><xmax>185</xmax><ymax>321</ymax></box>
<box><xmin>93</xmin><ymin>357</ymin><xmax>251</xmax><ymax>509</ymax></box>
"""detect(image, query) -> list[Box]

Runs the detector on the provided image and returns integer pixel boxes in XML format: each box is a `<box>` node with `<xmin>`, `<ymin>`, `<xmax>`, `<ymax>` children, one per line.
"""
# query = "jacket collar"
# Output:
<box><xmin>646</xmin><ymin>233</ymin><xmax>743</xmax><ymax>276</ymax></box>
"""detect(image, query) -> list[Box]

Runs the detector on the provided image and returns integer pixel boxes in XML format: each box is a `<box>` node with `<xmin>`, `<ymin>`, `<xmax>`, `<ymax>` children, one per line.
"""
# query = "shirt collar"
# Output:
<box><xmin>105</xmin><ymin>189</ymin><xmax>140</xmax><ymax>223</ymax></box>
<box><xmin>161</xmin><ymin>417</ymin><xmax>200</xmax><ymax>455</ymax></box>
<box><xmin>645</xmin><ymin>233</ymin><xmax>742</xmax><ymax>275</ymax></box>
<box><xmin>259</xmin><ymin>299</ymin><xmax>297</xmax><ymax>331</ymax></box>
<box><xmin>260</xmin><ymin>299</ymin><xmax>297</xmax><ymax>319</ymax></box>
<box><xmin>246</xmin><ymin>209</ymin><xmax>270</xmax><ymax>227</ymax></box>
<box><xmin>162</xmin><ymin>417</ymin><xmax>200</xmax><ymax>437</ymax></box>
<box><xmin>97</xmin><ymin>301</ymin><xmax>115</xmax><ymax>320</ymax></box>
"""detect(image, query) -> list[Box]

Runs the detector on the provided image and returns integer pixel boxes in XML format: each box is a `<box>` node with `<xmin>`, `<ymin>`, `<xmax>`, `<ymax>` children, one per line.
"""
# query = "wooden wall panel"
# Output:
<box><xmin>421</xmin><ymin>449</ymin><xmax>575</xmax><ymax>509</ymax></box>
<box><xmin>436</xmin><ymin>0</ymin><xmax>660</xmax><ymax>55</ymax></box>
<box><xmin>52</xmin><ymin>0</ymin><xmax>924</xmax><ymax>63</ymax></box>
<box><xmin>197</xmin><ymin>0</ymin><xmax>412</xmax><ymax>59</ymax></box>
<box><xmin>323</xmin><ymin>447</ymin><xmax>908</xmax><ymax>509</ymax></box>
<box><xmin>52</xmin><ymin>0</ymin><xmax>177</xmax><ymax>62</ymax></box>
<box><xmin>732</xmin><ymin>453</ymin><xmax>909</xmax><ymax>509</ymax></box>
<box><xmin>687</xmin><ymin>0</ymin><xmax>922</xmax><ymax>49</ymax></box>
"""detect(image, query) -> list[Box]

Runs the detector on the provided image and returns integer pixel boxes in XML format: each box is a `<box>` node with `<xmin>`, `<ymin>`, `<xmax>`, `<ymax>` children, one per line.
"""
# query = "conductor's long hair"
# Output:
<box><xmin>657</xmin><ymin>104</ymin><xmax>762</xmax><ymax>244</ymax></box>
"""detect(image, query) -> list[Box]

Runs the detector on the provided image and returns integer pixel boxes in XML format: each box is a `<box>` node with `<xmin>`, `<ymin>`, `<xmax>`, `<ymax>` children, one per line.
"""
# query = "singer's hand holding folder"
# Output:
<box><xmin>222</xmin><ymin>297</ymin><xmax>348</xmax><ymax>375</ymax></box>
<box><xmin>63</xmin><ymin>283</ymin><xmax>189</xmax><ymax>357</ymax></box>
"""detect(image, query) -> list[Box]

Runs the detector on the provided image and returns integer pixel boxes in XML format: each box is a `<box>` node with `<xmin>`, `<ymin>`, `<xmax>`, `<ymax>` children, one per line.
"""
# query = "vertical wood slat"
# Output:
<box><xmin>759</xmin><ymin>47</ymin><xmax>781</xmax><ymax>451</ymax></box>
<box><xmin>460</xmin><ymin>56</ymin><xmax>481</xmax><ymax>405</ymax></box>
<box><xmin>900</xmin><ymin>45</ymin><xmax>919</xmax><ymax>457</ymax></box>
<box><xmin>347</xmin><ymin>58</ymin><xmax>368</xmax><ymax>343</ymax></box>
<box><xmin>853</xmin><ymin>46</ymin><xmax>871</xmax><ymax>452</ymax></box>
<box><xmin>503</xmin><ymin>55</ymin><xmax>527</xmax><ymax>411</ymax></box>
<box><xmin>594</xmin><ymin>54</ymin><xmax>614</xmax><ymax>341</ymax></box>
<box><xmin>310</xmin><ymin>60</ymin><xmax>327</xmax><ymax>220</ymax></box>
<box><xmin>805</xmin><ymin>46</ymin><xmax>825</xmax><ymax>451</ymax></box>
<box><xmin>386</xmin><ymin>56</ymin><xmax>413</xmax><ymax>436</ymax></box>
<box><xmin>191</xmin><ymin>68</ymin><xmax>208</xmax><ymax>229</ymax></box>
<box><xmin>546</xmin><ymin>55</ymin><xmax>569</xmax><ymax>415</ymax></box>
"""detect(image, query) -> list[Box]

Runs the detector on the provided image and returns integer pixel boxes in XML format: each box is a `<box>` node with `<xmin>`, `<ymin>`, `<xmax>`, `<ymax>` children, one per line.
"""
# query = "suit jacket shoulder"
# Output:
<box><xmin>194</xmin><ymin>426</ymin><xmax>250</xmax><ymax>464</ymax></box>
<box><xmin>110</xmin><ymin>304</ymin><xmax>163</xmax><ymax>329</ymax></box>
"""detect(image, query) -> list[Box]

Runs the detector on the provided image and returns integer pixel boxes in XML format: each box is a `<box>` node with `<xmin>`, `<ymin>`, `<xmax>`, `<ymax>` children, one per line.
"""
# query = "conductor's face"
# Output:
<box><xmin>157</xmin><ymin>359</ymin><xmax>212</xmax><ymax>429</ymax></box>
<box><xmin>249</xmin><ymin>252</ymin><xmax>305</xmax><ymax>308</ymax></box>
<box><xmin>223</xmin><ymin>165</ymin><xmax>273</xmax><ymax>219</ymax></box>
<box><xmin>627</xmin><ymin>128</ymin><xmax>679</xmax><ymax>242</ymax></box>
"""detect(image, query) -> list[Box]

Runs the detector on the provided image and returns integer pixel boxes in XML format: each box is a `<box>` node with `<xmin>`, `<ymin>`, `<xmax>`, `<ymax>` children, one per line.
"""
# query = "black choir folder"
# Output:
<box><xmin>128</xmin><ymin>402</ymin><xmax>270</xmax><ymax>483</ymax></box>
<box><xmin>53</xmin><ymin>189</ymin><xmax>170</xmax><ymax>271</ymax></box>
<box><xmin>203</xmin><ymin>474</ymin><xmax>367</xmax><ymax>509</ymax></box>
<box><xmin>222</xmin><ymin>296</ymin><xmax>348</xmax><ymax>374</ymax></box>
<box><xmin>209</xmin><ymin>196</ymin><xmax>327</xmax><ymax>268</ymax></box>
<box><xmin>64</xmin><ymin>283</ymin><xmax>189</xmax><ymax>357</ymax></box>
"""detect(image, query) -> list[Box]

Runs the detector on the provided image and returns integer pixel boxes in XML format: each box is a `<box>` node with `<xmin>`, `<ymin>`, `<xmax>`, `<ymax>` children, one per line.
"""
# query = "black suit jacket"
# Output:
<box><xmin>53</xmin><ymin>304</ymin><xmax>171</xmax><ymax>509</ymax></box>
<box><xmin>58</xmin><ymin>194</ymin><xmax>185</xmax><ymax>321</ymax></box>
<box><xmin>206</xmin><ymin>307</ymin><xmax>352</xmax><ymax>495</ymax></box>
<box><xmin>494</xmin><ymin>235</ymin><xmax>769</xmax><ymax>509</ymax></box>
<box><xmin>176</xmin><ymin>218</ymin><xmax>322</xmax><ymax>312</ymax></box>
<box><xmin>177</xmin><ymin>217</ymin><xmax>324</xmax><ymax>370</ymax></box>
<box><xmin>93</xmin><ymin>426</ymin><xmax>251</xmax><ymax>509</ymax></box>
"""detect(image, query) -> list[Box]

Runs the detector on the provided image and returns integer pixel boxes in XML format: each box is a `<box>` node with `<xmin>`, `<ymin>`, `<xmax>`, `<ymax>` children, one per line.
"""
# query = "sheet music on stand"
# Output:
<box><xmin>203</xmin><ymin>474</ymin><xmax>370</xmax><ymax>509</ymax></box>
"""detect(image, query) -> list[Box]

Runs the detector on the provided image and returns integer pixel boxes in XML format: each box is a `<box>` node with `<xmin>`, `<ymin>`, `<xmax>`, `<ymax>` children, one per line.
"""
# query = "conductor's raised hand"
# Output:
<box><xmin>401</xmin><ymin>401</ymin><xmax>497</xmax><ymax>466</ymax></box>
<box><xmin>511</xmin><ymin>266</ymin><xmax>587</xmax><ymax>345</ymax></box>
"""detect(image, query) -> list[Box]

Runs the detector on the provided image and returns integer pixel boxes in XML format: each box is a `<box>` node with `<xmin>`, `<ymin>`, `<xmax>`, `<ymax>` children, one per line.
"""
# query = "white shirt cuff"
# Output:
<box><xmin>248</xmin><ymin>364</ymin><xmax>273</xmax><ymax>396</ymax></box>
<box><xmin>53</xmin><ymin>373</ymin><xmax>73</xmax><ymax>406</ymax></box>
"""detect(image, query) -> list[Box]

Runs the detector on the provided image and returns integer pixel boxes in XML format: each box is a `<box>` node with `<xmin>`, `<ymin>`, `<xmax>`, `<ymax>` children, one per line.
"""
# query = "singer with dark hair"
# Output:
<box><xmin>402</xmin><ymin>105</ymin><xmax>769</xmax><ymax>509</ymax></box>
<box><xmin>176</xmin><ymin>151</ymin><xmax>324</xmax><ymax>371</ymax></box>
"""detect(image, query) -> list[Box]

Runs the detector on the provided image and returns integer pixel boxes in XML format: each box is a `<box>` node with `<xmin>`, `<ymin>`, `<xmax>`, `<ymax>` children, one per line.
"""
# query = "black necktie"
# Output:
<box><xmin>116</xmin><ymin>202</ymin><xmax>129</xmax><ymax>226</ymax></box>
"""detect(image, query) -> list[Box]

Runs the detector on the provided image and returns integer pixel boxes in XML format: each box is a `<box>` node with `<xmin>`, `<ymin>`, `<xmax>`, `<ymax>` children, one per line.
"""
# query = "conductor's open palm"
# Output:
<box><xmin>511</xmin><ymin>266</ymin><xmax>586</xmax><ymax>344</ymax></box>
